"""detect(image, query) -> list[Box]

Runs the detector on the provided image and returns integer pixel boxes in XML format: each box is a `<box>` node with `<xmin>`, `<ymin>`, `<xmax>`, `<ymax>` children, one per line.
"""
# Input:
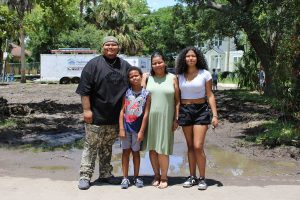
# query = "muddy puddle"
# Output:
<box><xmin>110</xmin><ymin>141</ymin><xmax>300</xmax><ymax>179</ymax></box>
<box><xmin>0</xmin><ymin>133</ymin><xmax>299</xmax><ymax>185</ymax></box>
<box><xmin>31</xmin><ymin>166</ymin><xmax>69</xmax><ymax>171</ymax></box>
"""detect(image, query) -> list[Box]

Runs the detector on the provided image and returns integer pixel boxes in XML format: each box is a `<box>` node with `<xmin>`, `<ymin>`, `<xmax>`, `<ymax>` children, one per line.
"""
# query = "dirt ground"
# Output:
<box><xmin>0</xmin><ymin>83</ymin><xmax>300</xmax><ymax>160</ymax></box>
<box><xmin>0</xmin><ymin>82</ymin><xmax>299</xmax><ymax>161</ymax></box>
<box><xmin>1</xmin><ymin>82</ymin><xmax>300</xmax><ymax>195</ymax></box>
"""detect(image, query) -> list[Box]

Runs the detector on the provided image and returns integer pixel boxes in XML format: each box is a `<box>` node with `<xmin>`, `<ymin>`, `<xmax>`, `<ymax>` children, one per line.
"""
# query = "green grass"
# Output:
<box><xmin>0</xmin><ymin>119</ymin><xmax>18</xmax><ymax>129</ymax></box>
<box><xmin>222</xmin><ymin>89</ymin><xmax>299</xmax><ymax>148</ymax></box>
<box><xmin>245</xmin><ymin>120</ymin><xmax>300</xmax><ymax>147</ymax></box>
<box><xmin>219</xmin><ymin>77</ymin><xmax>239</xmax><ymax>84</ymax></box>
<box><xmin>223</xmin><ymin>89</ymin><xmax>282</xmax><ymax>110</ymax></box>
<box><xmin>29</xmin><ymin>138</ymin><xmax>85</xmax><ymax>152</ymax></box>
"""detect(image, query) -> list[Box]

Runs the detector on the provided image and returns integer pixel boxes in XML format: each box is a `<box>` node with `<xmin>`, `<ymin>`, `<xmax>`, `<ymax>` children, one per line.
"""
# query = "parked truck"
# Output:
<box><xmin>40</xmin><ymin>52</ymin><xmax>151</xmax><ymax>84</ymax></box>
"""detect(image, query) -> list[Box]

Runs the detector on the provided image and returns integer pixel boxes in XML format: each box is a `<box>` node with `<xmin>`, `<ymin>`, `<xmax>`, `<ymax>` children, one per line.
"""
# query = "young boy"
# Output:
<box><xmin>258</xmin><ymin>64</ymin><xmax>265</xmax><ymax>95</ymax></box>
<box><xmin>119</xmin><ymin>66</ymin><xmax>151</xmax><ymax>189</ymax></box>
<box><xmin>212</xmin><ymin>68</ymin><xmax>218</xmax><ymax>91</ymax></box>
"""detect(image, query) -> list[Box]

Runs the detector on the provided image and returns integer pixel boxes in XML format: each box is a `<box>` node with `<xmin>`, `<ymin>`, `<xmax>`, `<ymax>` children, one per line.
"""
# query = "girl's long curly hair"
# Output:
<box><xmin>150</xmin><ymin>52</ymin><xmax>168</xmax><ymax>76</ymax></box>
<box><xmin>176</xmin><ymin>46</ymin><xmax>208</xmax><ymax>74</ymax></box>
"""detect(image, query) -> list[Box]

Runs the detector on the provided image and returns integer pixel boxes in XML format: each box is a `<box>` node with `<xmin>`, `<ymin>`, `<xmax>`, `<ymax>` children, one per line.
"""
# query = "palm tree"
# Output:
<box><xmin>95</xmin><ymin>0</ymin><xmax>143</xmax><ymax>55</ymax></box>
<box><xmin>79</xmin><ymin>0</ymin><xmax>99</xmax><ymax>18</ymax></box>
<box><xmin>4</xmin><ymin>0</ymin><xmax>34</xmax><ymax>83</ymax></box>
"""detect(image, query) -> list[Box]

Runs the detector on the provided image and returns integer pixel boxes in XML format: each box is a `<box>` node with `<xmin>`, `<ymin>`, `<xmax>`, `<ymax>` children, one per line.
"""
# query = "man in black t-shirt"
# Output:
<box><xmin>76</xmin><ymin>36</ymin><xmax>131</xmax><ymax>190</ymax></box>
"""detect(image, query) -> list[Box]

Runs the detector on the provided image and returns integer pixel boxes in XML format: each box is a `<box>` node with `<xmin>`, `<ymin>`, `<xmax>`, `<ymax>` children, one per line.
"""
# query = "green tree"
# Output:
<box><xmin>139</xmin><ymin>5</ymin><xmax>205</xmax><ymax>65</ymax></box>
<box><xmin>179</xmin><ymin>0</ymin><xmax>300</xmax><ymax>98</ymax></box>
<box><xmin>235</xmin><ymin>47</ymin><xmax>259</xmax><ymax>90</ymax></box>
<box><xmin>25</xmin><ymin>0</ymin><xmax>81</xmax><ymax>61</ymax></box>
<box><xmin>0</xmin><ymin>4</ymin><xmax>18</xmax><ymax>63</ymax></box>
<box><xmin>3</xmin><ymin>0</ymin><xmax>34</xmax><ymax>83</ymax></box>
<box><xmin>57</xmin><ymin>24</ymin><xmax>104</xmax><ymax>51</ymax></box>
<box><xmin>94</xmin><ymin>0</ymin><xmax>144</xmax><ymax>55</ymax></box>
<box><xmin>140</xmin><ymin>7</ymin><xmax>178</xmax><ymax>55</ymax></box>
<box><xmin>172</xmin><ymin>5</ymin><xmax>207</xmax><ymax>49</ymax></box>
<box><xmin>79</xmin><ymin>0</ymin><xmax>98</xmax><ymax>18</ymax></box>
<box><xmin>127</xmin><ymin>0</ymin><xmax>150</xmax><ymax>28</ymax></box>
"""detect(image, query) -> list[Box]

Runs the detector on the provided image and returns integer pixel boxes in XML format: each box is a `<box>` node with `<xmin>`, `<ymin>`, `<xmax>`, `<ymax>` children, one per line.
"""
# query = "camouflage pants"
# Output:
<box><xmin>79</xmin><ymin>123</ymin><xmax>118</xmax><ymax>181</ymax></box>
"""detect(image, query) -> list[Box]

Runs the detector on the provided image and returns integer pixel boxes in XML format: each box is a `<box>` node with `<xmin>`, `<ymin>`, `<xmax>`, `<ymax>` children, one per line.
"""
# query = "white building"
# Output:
<box><xmin>200</xmin><ymin>37</ymin><xmax>243</xmax><ymax>72</ymax></box>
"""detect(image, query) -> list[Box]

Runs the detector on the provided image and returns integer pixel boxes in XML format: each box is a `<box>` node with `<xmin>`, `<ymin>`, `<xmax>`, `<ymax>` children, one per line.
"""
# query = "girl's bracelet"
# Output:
<box><xmin>213</xmin><ymin>115</ymin><xmax>218</xmax><ymax>118</ymax></box>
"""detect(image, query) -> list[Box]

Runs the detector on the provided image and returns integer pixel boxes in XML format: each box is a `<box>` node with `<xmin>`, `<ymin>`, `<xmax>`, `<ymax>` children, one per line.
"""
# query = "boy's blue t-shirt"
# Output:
<box><xmin>123</xmin><ymin>88</ymin><xmax>149</xmax><ymax>134</ymax></box>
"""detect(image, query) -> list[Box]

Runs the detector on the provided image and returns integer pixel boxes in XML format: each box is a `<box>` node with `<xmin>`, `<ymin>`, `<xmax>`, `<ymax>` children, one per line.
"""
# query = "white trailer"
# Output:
<box><xmin>119</xmin><ymin>55</ymin><xmax>151</xmax><ymax>73</ymax></box>
<box><xmin>40</xmin><ymin>54</ymin><xmax>151</xmax><ymax>84</ymax></box>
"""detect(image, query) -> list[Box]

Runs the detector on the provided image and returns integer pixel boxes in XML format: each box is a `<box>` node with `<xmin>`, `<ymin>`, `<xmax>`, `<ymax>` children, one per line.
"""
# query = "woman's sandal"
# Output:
<box><xmin>158</xmin><ymin>178</ymin><xmax>168</xmax><ymax>189</ymax></box>
<box><xmin>151</xmin><ymin>175</ymin><xmax>160</xmax><ymax>187</ymax></box>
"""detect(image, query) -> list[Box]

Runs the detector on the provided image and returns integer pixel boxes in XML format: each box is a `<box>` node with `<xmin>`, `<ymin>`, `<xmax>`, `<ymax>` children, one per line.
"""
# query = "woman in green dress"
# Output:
<box><xmin>142</xmin><ymin>52</ymin><xmax>180</xmax><ymax>189</ymax></box>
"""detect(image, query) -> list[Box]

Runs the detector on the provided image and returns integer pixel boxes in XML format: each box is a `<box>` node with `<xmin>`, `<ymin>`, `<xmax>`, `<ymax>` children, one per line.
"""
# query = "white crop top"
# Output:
<box><xmin>178</xmin><ymin>69</ymin><xmax>212</xmax><ymax>99</ymax></box>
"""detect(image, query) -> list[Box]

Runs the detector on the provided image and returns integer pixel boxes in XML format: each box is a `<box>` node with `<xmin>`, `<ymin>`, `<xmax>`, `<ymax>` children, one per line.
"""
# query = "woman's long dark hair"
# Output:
<box><xmin>176</xmin><ymin>46</ymin><xmax>208</xmax><ymax>74</ymax></box>
<box><xmin>150</xmin><ymin>52</ymin><xmax>168</xmax><ymax>76</ymax></box>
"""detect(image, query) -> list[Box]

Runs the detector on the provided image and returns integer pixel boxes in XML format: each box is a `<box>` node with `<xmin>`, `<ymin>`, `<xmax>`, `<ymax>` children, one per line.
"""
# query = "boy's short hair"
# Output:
<box><xmin>128</xmin><ymin>66</ymin><xmax>143</xmax><ymax>77</ymax></box>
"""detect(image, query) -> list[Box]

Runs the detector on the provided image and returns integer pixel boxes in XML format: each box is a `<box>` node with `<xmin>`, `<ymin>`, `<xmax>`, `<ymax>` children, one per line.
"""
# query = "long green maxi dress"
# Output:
<box><xmin>142</xmin><ymin>73</ymin><xmax>175</xmax><ymax>155</ymax></box>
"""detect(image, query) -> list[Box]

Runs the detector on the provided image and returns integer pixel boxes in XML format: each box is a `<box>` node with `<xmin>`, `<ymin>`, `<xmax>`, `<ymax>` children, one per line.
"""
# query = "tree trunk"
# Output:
<box><xmin>80</xmin><ymin>0</ymin><xmax>83</xmax><ymax>18</ymax></box>
<box><xmin>0</xmin><ymin>38</ymin><xmax>3</xmax><ymax>78</ymax></box>
<box><xmin>242</xmin><ymin>25</ymin><xmax>275</xmax><ymax>96</ymax></box>
<box><xmin>20</xmin><ymin>26</ymin><xmax>26</xmax><ymax>83</ymax></box>
<box><xmin>0</xmin><ymin>38</ymin><xmax>2</xmax><ymax>63</ymax></box>
<box><xmin>292</xmin><ymin>52</ymin><xmax>300</xmax><ymax>91</ymax></box>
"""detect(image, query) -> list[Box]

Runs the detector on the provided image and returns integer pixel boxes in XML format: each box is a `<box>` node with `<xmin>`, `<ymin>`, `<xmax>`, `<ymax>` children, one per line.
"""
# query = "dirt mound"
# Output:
<box><xmin>0</xmin><ymin>99</ymin><xmax>83</xmax><ymax>147</ymax></box>
<box><xmin>216</xmin><ymin>93</ymin><xmax>279</xmax><ymax>123</ymax></box>
<box><xmin>1</xmin><ymin>97</ymin><xmax>81</xmax><ymax>119</ymax></box>
<box><xmin>0</xmin><ymin>97</ymin><xmax>10</xmax><ymax>120</ymax></box>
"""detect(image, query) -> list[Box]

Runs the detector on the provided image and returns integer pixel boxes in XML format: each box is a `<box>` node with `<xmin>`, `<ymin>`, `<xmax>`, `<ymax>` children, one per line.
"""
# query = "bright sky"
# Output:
<box><xmin>146</xmin><ymin>0</ymin><xmax>177</xmax><ymax>10</ymax></box>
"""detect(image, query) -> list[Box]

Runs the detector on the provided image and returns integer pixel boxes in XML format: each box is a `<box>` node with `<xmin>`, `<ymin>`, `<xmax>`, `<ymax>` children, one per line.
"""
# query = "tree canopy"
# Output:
<box><xmin>0</xmin><ymin>0</ymin><xmax>299</xmax><ymax>110</ymax></box>
<box><xmin>179</xmin><ymin>0</ymin><xmax>300</xmax><ymax>110</ymax></box>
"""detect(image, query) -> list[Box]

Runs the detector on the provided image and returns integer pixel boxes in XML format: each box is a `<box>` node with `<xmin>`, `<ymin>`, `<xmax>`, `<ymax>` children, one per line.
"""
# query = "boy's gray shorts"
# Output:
<box><xmin>121</xmin><ymin>132</ymin><xmax>141</xmax><ymax>152</ymax></box>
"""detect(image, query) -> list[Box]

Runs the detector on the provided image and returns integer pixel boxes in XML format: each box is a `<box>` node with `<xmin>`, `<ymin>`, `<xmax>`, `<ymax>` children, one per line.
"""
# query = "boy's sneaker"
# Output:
<box><xmin>133</xmin><ymin>177</ymin><xmax>144</xmax><ymax>188</ymax></box>
<box><xmin>78</xmin><ymin>178</ymin><xmax>90</xmax><ymax>190</ymax></box>
<box><xmin>183</xmin><ymin>176</ymin><xmax>198</xmax><ymax>188</ymax></box>
<box><xmin>120</xmin><ymin>178</ymin><xmax>130</xmax><ymax>189</ymax></box>
<box><xmin>198</xmin><ymin>178</ymin><xmax>208</xmax><ymax>190</ymax></box>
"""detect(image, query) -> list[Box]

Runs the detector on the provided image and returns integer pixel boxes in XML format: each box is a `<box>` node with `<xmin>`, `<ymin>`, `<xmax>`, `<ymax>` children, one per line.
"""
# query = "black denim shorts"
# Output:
<box><xmin>178</xmin><ymin>103</ymin><xmax>211</xmax><ymax>126</ymax></box>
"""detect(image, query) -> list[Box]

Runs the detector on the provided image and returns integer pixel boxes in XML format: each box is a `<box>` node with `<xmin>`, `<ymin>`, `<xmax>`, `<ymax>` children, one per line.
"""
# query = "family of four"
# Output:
<box><xmin>76</xmin><ymin>36</ymin><xmax>218</xmax><ymax>191</ymax></box>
